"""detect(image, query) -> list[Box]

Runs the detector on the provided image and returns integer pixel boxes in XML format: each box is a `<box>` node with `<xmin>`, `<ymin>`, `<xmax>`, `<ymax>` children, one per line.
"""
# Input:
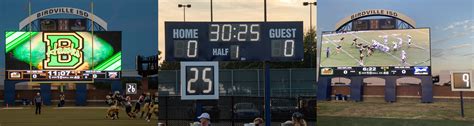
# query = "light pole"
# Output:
<box><xmin>303</xmin><ymin>2</ymin><xmax>317</xmax><ymax>68</ymax></box>
<box><xmin>303</xmin><ymin>2</ymin><xmax>317</xmax><ymax>29</ymax></box>
<box><xmin>178</xmin><ymin>4</ymin><xmax>191</xmax><ymax>22</ymax></box>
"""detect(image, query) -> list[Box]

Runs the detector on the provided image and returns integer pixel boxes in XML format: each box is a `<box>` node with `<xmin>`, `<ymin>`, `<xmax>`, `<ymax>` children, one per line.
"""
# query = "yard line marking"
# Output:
<box><xmin>53</xmin><ymin>107</ymin><xmax>109</xmax><ymax>109</ymax></box>
<box><xmin>2</xmin><ymin>107</ymin><xmax>28</xmax><ymax>110</ymax></box>
<box><xmin>349</xmin><ymin>32</ymin><xmax>412</xmax><ymax>66</ymax></box>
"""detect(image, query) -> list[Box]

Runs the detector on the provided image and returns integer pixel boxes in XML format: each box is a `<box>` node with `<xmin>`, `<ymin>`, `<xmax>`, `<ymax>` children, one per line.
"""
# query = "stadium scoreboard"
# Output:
<box><xmin>320</xmin><ymin>66</ymin><xmax>430</xmax><ymax>76</ymax></box>
<box><xmin>451</xmin><ymin>71</ymin><xmax>473</xmax><ymax>91</ymax></box>
<box><xmin>165</xmin><ymin>22</ymin><xmax>304</xmax><ymax>61</ymax></box>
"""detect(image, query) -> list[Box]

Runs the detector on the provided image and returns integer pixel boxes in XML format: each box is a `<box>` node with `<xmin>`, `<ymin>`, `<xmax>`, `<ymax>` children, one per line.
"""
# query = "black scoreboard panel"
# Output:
<box><xmin>165</xmin><ymin>22</ymin><xmax>304</xmax><ymax>61</ymax></box>
<box><xmin>451</xmin><ymin>71</ymin><xmax>472</xmax><ymax>91</ymax></box>
<box><xmin>320</xmin><ymin>66</ymin><xmax>431</xmax><ymax>76</ymax></box>
<box><xmin>352</xmin><ymin>18</ymin><xmax>396</xmax><ymax>31</ymax></box>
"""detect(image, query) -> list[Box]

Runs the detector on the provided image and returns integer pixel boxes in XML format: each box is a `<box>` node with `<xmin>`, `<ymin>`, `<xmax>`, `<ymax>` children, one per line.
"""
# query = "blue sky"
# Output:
<box><xmin>318</xmin><ymin>0</ymin><xmax>474</xmax><ymax>74</ymax></box>
<box><xmin>0</xmin><ymin>0</ymin><xmax>158</xmax><ymax>70</ymax></box>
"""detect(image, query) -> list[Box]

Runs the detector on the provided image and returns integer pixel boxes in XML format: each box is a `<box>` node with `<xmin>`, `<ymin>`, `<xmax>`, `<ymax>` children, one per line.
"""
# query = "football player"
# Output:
<box><xmin>398</xmin><ymin>37</ymin><xmax>403</xmax><ymax>49</ymax></box>
<box><xmin>336</xmin><ymin>45</ymin><xmax>342</xmax><ymax>54</ymax></box>
<box><xmin>359</xmin><ymin>47</ymin><xmax>365</xmax><ymax>66</ymax></box>
<box><xmin>401</xmin><ymin>50</ymin><xmax>407</xmax><ymax>66</ymax></box>
<box><xmin>146</xmin><ymin>92</ymin><xmax>160</xmax><ymax>122</ymax></box>
<box><xmin>407</xmin><ymin>35</ymin><xmax>412</xmax><ymax>48</ymax></box>
<box><xmin>140</xmin><ymin>92</ymin><xmax>152</xmax><ymax>118</ymax></box>
<box><xmin>124</xmin><ymin>96</ymin><xmax>136</xmax><ymax>118</ymax></box>
<box><xmin>352</xmin><ymin>38</ymin><xmax>358</xmax><ymax>46</ymax></box>
<box><xmin>133</xmin><ymin>93</ymin><xmax>145</xmax><ymax>115</ymax></box>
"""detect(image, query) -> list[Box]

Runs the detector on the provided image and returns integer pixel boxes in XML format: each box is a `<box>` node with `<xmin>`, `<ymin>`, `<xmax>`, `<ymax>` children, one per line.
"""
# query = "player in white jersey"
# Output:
<box><xmin>401</xmin><ymin>50</ymin><xmax>407</xmax><ymax>66</ymax></box>
<box><xmin>392</xmin><ymin>42</ymin><xmax>398</xmax><ymax>51</ymax></box>
<box><xmin>407</xmin><ymin>35</ymin><xmax>412</xmax><ymax>48</ymax></box>
<box><xmin>398</xmin><ymin>38</ymin><xmax>403</xmax><ymax>49</ymax></box>
<box><xmin>383</xmin><ymin>35</ymin><xmax>388</xmax><ymax>45</ymax></box>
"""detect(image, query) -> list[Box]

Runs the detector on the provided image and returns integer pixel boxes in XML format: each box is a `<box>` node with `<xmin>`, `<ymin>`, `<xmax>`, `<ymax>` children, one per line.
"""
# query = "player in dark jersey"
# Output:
<box><xmin>146</xmin><ymin>92</ymin><xmax>160</xmax><ymax>122</ymax></box>
<box><xmin>124</xmin><ymin>96</ymin><xmax>136</xmax><ymax>118</ymax></box>
<box><xmin>352</xmin><ymin>38</ymin><xmax>357</xmax><ymax>46</ymax></box>
<box><xmin>359</xmin><ymin>48</ymin><xmax>365</xmax><ymax>66</ymax></box>
<box><xmin>336</xmin><ymin>45</ymin><xmax>342</xmax><ymax>54</ymax></box>
<box><xmin>140</xmin><ymin>92</ymin><xmax>152</xmax><ymax>118</ymax></box>
<box><xmin>105</xmin><ymin>94</ymin><xmax>119</xmax><ymax>120</ymax></box>
<box><xmin>133</xmin><ymin>93</ymin><xmax>145</xmax><ymax>115</ymax></box>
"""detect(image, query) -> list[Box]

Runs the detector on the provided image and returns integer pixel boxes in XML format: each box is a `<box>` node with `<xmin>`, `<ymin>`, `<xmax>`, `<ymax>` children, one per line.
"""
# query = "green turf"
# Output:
<box><xmin>317</xmin><ymin>100</ymin><xmax>474</xmax><ymax>126</ymax></box>
<box><xmin>317</xmin><ymin>116</ymin><xmax>474</xmax><ymax>126</ymax></box>
<box><xmin>320</xmin><ymin>29</ymin><xmax>430</xmax><ymax>67</ymax></box>
<box><xmin>0</xmin><ymin>107</ymin><xmax>160</xmax><ymax>126</ymax></box>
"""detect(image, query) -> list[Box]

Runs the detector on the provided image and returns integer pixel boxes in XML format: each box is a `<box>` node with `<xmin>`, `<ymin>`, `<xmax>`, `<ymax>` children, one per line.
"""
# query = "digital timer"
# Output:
<box><xmin>209</xmin><ymin>23</ymin><xmax>260</xmax><ymax>42</ymax></box>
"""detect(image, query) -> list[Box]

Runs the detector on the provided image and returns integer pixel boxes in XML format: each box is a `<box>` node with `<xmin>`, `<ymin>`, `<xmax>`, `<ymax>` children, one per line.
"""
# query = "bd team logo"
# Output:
<box><xmin>43</xmin><ymin>32</ymin><xmax>84</xmax><ymax>69</ymax></box>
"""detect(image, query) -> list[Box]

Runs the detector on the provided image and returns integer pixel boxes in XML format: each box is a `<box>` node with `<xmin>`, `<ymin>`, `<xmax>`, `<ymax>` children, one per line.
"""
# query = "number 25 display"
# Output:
<box><xmin>180</xmin><ymin>62</ymin><xmax>219</xmax><ymax>100</ymax></box>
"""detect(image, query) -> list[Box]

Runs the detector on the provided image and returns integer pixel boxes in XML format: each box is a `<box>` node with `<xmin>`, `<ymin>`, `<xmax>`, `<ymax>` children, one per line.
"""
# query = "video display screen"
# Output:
<box><xmin>320</xmin><ymin>28</ymin><xmax>431</xmax><ymax>76</ymax></box>
<box><xmin>5</xmin><ymin>31</ymin><xmax>122</xmax><ymax>80</ymax></box>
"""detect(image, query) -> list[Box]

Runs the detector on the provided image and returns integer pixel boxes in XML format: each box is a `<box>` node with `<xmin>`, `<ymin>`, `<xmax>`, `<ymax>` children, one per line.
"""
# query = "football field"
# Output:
<box><xmin>0</xmin><ymin>107</ymin><xmax>160</xmax><ymax>126</ymax></box>
<box><xmin>317</xmin><ymin>99</ymin><xmax>474</xmax><ymax>126</ymax></box>
<box><xmin>320</xmin><ymin>29</ymin><xmax>430</xmax><ymax>67</ymax></box>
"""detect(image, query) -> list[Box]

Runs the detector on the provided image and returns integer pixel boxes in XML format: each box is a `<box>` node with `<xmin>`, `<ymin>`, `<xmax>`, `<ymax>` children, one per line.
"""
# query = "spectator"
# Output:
<box><xmin>292</xmin><ymin>112</ymin><xmax>307</xmax><ymax>126</ymax></box>
<box><xmin>281</xmin><ymin>112</ymin><xmax>307</xmax><ymax>126</ymax></box>
<box><xmin>34</xmin><ymin>92</ymin><xmax>43</xmax><ymax>115</ymax></box>
<box><xmin>197</xmin><ymin>113</ymin><xmax>211</xmax><ymax>126</ymax></box>
<box><xmin>253</xmin><ymin>117</ymin><xmax>264</xmax><ymax>126</ymax></box>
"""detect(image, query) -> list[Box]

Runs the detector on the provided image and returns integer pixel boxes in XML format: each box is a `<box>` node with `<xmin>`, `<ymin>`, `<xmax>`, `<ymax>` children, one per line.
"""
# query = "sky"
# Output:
<box><xmin>158</xmin><ymin>0</ymin><xmax>317</xmax><ymax>61</ymax></box>
<box><xmin>0</xmin><ymin>0</ymin><xmax>316</xmax><ymax>70</ymax></box>
<box><xmin>0</xmin><ymin>0</ymin><xmax>158</xmax><ymax>71</ymax></box>
<box><xmin>318</xmin><ymin>0</ymin><xmax>474</xmax><ymax>75</ymax></box>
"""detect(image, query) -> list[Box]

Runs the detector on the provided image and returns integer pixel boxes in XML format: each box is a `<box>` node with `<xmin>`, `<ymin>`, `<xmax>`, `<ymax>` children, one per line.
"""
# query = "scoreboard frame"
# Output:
<box><xmin>165</xmin><ymin>21</ymin><xmax>304</xmax><ymax>62</ymax></box>
<box><xmin>180</xmin><ymin>61</ymin><xmax>219</xmax><ymax>100</ymax></box>
<box><xmin>451</xmin><ymin>71</ymin><xmax>473</xmax><ymax>91</ymax></box>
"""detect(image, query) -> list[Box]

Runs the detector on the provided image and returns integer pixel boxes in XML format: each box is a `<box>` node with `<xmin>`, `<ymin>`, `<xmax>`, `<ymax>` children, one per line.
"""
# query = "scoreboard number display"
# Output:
<box><xmin>451</xmin><ymin>71</ymin><xmax>473</xmax><ymax>91</ymax></box>
<box><xmin>180</xmin><ymin>61</ymin><xmax>219</xmax><ymax>100</ymax></box>
<box><xmin>165</xmin><ymin>22</ymin><xmax>303</xmax><ymax>61</ymax></box>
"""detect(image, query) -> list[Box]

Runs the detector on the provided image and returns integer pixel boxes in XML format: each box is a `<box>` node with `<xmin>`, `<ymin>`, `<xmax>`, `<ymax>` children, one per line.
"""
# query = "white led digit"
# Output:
<box><xmin>236</xmin><ymin>46</ymin><xmax>239</xmax><ymax>59</ymax></box>
<box><xmin>187</xmin><ymin>68</ymin><xmax>199</xmax><ymax>94</ymax></box>
<box><xmin>237</xmin><ymin>24</ymin><xmax>248</xmax><ymax>41</ymax></box>
<box><xmin>210</xmin><ymin>24</ymin><xmax>219</xmax><ymax>41</ymax></box>
<box><xmin>32</xmin><ymin>74</ymin><xmax>37</xmax><ymax>78</ymax></box>
<box><xmin>222</xmin><ymin>24</ymin><xmax>232</xmax><ymax>41</ymax></box>
<box><xmin>250</xmin><ymin>24</ymin><xmax>259</xmax><ymax>41</ymax></box>
<box><xmin>202</xmin><ymin>67</ymin><xmax>213</xmax><ymax>93</ymax></box>
<box><xmin>187</xmin><ymin>40</ymin><xmax>198</xmax><ymax>58</ymax></box>
<box><xmin>284</xmin><ymin>40</ymin><xmax>294</xmax><ymax>57</ymax></box>
<box><xmin>462</xmin><ymin>73</ymin><xmax>470</xmax><ymax>87</ymax></box>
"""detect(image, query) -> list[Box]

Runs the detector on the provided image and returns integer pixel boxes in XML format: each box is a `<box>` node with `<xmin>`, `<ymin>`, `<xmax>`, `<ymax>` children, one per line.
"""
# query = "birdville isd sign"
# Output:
<box><xmin>335</xmin><ymin>9</ymin><xmax>416</xmax><ymax>30</ymax></box>
<box><xmin>19</xmin><ymin>7</ymin><xmax>108</xmax><ymax>30</ymax></box>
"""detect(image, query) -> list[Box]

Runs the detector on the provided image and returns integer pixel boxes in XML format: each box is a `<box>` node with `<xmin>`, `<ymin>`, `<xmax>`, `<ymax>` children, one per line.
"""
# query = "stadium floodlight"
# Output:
<box><xmin>178</xmin><ymin>4</ymin><xmax>191</xmax><ymax>8</ymax></box>
<box><xmin>178</xmin><ymin>4</ymin><xmax>192</xmax><ymax>22</ymax></box>
<box><xmin>303</xmin><ymin>2</ymin><xmax>317</xmax><ymax>6</ymax></box>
